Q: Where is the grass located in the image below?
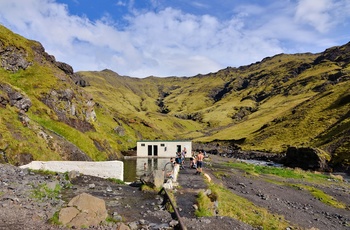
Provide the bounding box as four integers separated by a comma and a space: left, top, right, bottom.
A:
212, 171, 230, 179
225, 161, 330, 181
164, 189, 177, 213
107, 178, 125, 184
225, 161, 348, 209
195, 190, 215, 217
140, 184, 160, 192
29, 169, 58, 176
105, 216, 121, 224
30, 114, 106, 161
201, 183, 293, 229
31, 182, 61, 201
48, 211, 62, 225
292, 184, 347, 209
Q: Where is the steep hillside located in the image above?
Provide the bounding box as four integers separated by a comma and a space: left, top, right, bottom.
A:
0, 25, 123, 164
1, 24, 349, 169
80, 44, 350, 168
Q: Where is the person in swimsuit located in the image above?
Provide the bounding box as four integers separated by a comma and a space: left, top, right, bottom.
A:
196, 151, 204, 175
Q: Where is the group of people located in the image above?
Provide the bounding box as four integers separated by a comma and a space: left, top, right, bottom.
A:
165, 148, 205, 181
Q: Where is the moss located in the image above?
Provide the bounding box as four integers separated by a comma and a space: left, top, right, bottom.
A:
48, 211, 62, 225
107, 178, 125, 184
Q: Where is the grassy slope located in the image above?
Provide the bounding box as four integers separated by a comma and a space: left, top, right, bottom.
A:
79, 47, 350, 166
1, 24, 350, 166
0, 26, 112, 162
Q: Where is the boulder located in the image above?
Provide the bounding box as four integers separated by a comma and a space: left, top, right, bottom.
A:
55, 61, 74, 75
284, 147, 330, 171
59, 193, 108, 228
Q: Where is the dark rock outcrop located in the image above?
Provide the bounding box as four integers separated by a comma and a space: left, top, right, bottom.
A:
0, 44, 31, 71
41, 89, 96, 133
283, 147, 330, 171
0, 83, 32, 112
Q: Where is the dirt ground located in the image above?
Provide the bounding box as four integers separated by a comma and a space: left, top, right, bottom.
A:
0, 154, 349, 230
177, 154, 350, 230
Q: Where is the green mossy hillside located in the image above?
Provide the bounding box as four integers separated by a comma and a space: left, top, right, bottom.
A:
1, 24, 349, 168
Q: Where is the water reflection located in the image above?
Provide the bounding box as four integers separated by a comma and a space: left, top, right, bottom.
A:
123, 157, 171, 182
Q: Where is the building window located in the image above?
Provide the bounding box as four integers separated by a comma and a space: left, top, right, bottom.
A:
141, 143, 145, 147
160, 144, 165, 147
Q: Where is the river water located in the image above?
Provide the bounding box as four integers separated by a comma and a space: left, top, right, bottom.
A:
123, 157, 350, 183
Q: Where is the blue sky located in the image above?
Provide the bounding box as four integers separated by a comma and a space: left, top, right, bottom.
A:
0, 0, 349, 77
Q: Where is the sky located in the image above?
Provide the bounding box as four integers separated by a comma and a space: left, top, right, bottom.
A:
0, 0, 349, 78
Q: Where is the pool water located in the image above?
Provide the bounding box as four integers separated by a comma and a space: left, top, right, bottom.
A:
123, 157, 173, 182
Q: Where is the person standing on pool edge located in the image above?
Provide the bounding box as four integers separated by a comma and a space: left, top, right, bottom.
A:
195, 151, 204, 175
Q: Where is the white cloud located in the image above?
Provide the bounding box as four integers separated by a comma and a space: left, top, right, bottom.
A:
295, 0, 334, 33
0, 0, 349, 77
295, 0, 350, 34
116, 1, 126, 7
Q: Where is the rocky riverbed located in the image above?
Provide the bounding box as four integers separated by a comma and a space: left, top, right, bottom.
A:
0, 154, 349, 230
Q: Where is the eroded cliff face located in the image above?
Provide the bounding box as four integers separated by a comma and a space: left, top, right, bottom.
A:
0, 27, 113, 165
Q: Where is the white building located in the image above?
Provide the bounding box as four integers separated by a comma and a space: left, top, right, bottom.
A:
136, 140, 192, 158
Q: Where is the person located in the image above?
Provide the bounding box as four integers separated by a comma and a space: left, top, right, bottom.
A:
175, 152, 184, 169
195, 151, 204, 175
143, 162, 148, 176
173, 153, 181, 181
181, 147, 187, 169
164, 157, 175, 178
190, 151, 197, 169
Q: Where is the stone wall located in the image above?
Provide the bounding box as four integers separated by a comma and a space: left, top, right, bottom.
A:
19, 160, 124, 181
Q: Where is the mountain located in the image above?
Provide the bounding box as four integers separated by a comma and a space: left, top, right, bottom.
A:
0, 24, 349, 169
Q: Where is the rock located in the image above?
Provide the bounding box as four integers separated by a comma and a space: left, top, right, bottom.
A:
204, 189, 212, 196
68, 170, 80, 180
0, 46, 31, 72
238, 183, 246, 188
71, 73, 90, 87
59, 207, 80, 225
55, 61, 74, 75
169, 219, 178, 227
284, 147, 330, 171
116, 222, 130, 230
59, 193, 108, 228
106, 186, 113, 192
17, 153, 33, 165
128, 221, 138, 230
46, 181, 59, 190
114, 126, 125, 136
